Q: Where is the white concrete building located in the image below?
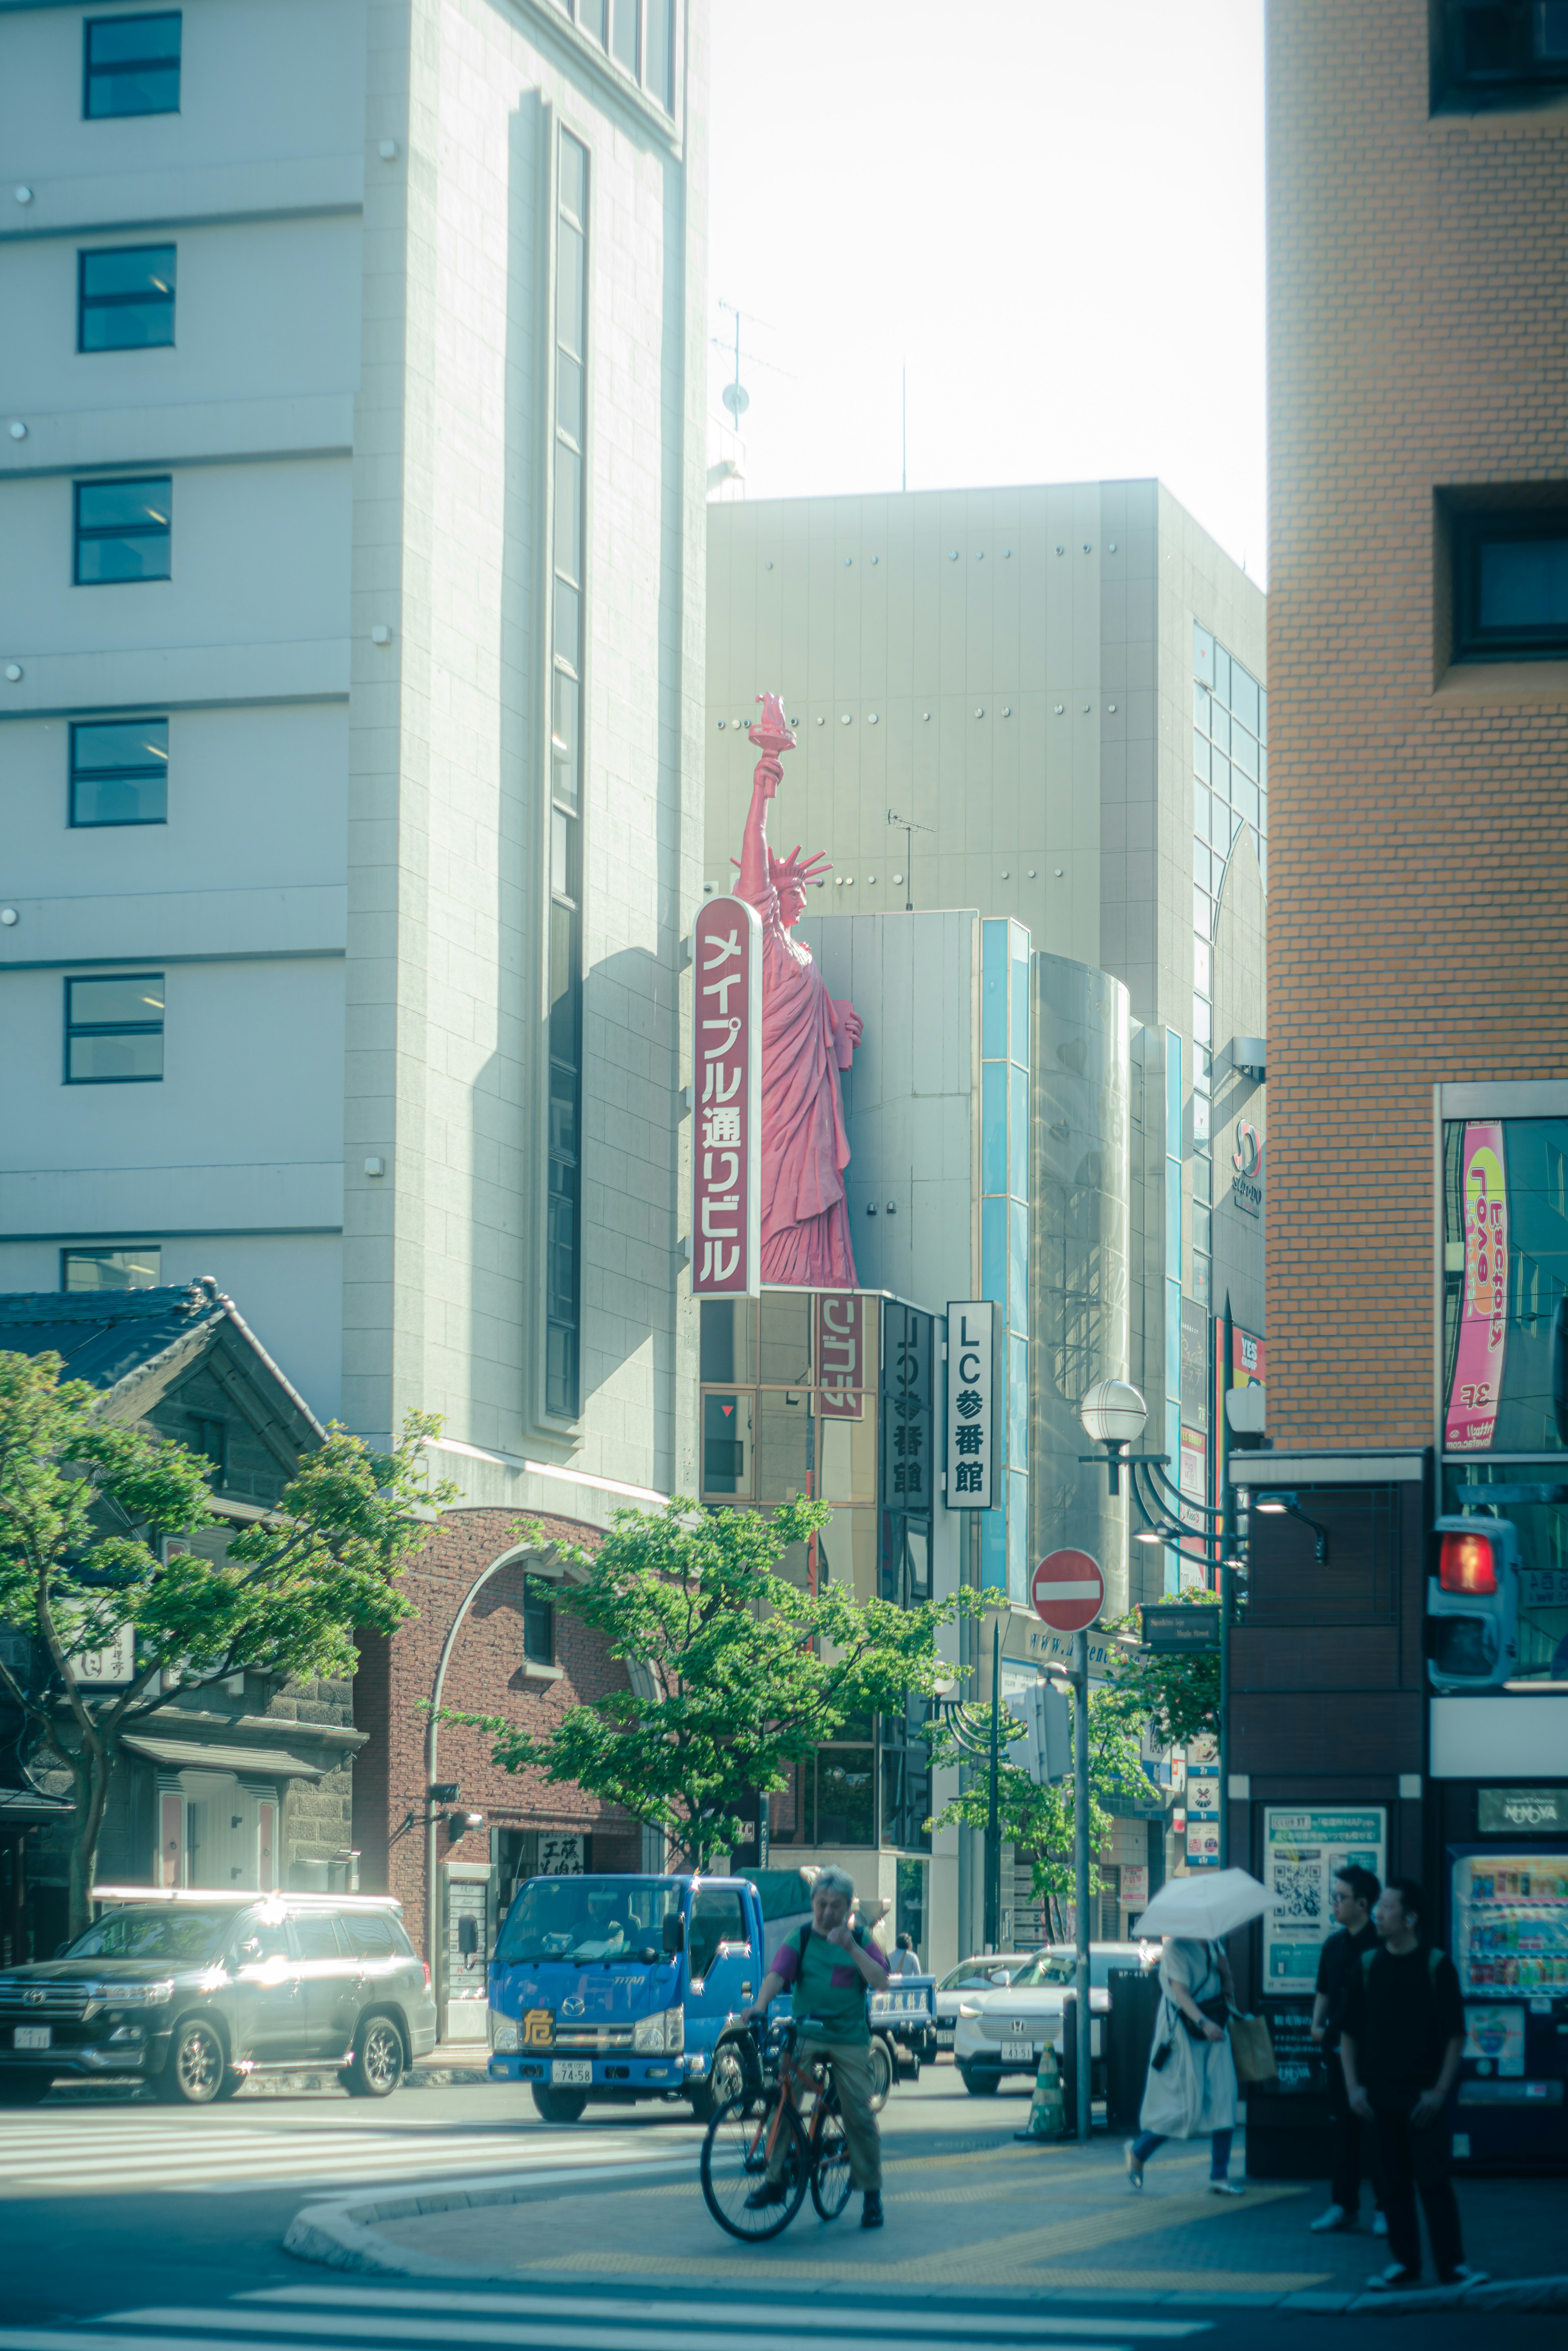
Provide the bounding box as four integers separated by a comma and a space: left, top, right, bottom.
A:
0, 0, 708, 1517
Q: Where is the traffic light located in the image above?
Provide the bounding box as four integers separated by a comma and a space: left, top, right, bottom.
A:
1004, 1678, 1072, 1783
1427, 1516, 1520, 1691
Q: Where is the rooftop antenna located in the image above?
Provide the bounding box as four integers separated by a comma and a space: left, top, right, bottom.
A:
722, 308, 749, 426
901, 364, 906, 494
886, 807, 936, 912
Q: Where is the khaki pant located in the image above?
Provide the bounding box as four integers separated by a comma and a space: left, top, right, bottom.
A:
766, 2035, 882, 2193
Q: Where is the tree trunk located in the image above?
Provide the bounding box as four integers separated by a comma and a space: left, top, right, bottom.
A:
65, 1737, 112, 1943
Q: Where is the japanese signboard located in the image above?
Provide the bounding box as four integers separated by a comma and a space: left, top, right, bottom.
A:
538, 1834, 586, 1875
1262, 1806, 1386, 1994
882, 1302, 933, 1511
691, 894, 762, 1296
1445, 1120, 1508, 1451
65, 1623, 135, 1685
1215, 1320, 1267, 1446
944, 1301, 997, 1510
815, 1292, 866, 1419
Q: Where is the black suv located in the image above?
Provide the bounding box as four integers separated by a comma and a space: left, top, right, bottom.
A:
0, 1894, 439, 2104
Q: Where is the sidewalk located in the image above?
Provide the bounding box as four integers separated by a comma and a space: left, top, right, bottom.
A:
286, 2108, 1567, 2309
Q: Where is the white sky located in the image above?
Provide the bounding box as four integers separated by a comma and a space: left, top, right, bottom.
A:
706, 0, 1267, 580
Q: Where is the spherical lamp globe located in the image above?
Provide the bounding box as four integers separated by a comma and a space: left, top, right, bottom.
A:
1079, 1378, 1147, 1450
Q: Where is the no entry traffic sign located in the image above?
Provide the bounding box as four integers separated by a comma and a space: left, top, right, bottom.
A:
1031, 1549, 1105, 1634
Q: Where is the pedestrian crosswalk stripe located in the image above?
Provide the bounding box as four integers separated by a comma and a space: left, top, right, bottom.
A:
245, 2288, 1211, 2339
30, 2314, 1138, 2351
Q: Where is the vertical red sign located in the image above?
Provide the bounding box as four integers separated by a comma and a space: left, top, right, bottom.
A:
691, 894, 762, 1296
815, 1292, 865, 1418
1446, 1120, 1508, 1451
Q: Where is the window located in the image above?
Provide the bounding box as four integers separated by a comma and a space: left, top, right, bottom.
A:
523, 1575, 555, 1666
560, 0, 675, 114
688, 1888, 749, 1980
84, 11, 181, 116
1439, 0, 1568, 96
1452, 511, 1568, 660
62, 1245, 161, 1291
75, 476, 171, 585
78, 245, 176, 352
190, 1417, 227, 1480
70, 717, 168, 826
65, 973, 164, 1082
546, 132, 590, 1421
290, 1913, 341, 1961
340, 1912, 396, 1959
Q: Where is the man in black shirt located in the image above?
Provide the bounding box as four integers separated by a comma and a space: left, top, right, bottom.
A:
1341, 1876, 1484, 2292
1309, 1864, 1383, 2233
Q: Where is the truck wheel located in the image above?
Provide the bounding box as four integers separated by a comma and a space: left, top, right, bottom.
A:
958, 2065, 998, 2097
158, 2016, 227, 2104
688, 2037, 748, 2123
867, 2036, 893, 2112
344, 2013, 405, 2098
532, 2083, 589, 2123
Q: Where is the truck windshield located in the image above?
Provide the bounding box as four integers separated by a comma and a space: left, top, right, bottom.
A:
494, 1876, 685, 1965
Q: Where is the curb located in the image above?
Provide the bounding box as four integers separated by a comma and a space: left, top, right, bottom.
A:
47, 2063, 494, 2103
1340, 2273, 1568, 2315
283, 2159, 702, 2278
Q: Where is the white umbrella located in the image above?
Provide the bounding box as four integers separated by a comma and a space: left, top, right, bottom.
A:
1133, 1867, 1270, 1943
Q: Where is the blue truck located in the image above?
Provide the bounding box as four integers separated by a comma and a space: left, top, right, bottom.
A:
486, 1868, 933, 2122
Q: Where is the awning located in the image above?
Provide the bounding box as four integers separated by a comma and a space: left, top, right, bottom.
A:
0, 1785, 74, 1827
121, 1735, 325, 1780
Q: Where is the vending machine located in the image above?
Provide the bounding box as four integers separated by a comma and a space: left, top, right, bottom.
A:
1448, 1844, 1568, 2167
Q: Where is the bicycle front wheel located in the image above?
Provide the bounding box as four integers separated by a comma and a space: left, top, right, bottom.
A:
701, 2092, 809, 2241
809, 2112, 853, 2222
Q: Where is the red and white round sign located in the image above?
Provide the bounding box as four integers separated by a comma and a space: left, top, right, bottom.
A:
1031, 1549, 1105, 1634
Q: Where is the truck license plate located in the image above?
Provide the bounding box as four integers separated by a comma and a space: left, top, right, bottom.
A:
14, 2025, 51, 2050
550, 2058, 592, 2085
1001, 2039, 1034, 2063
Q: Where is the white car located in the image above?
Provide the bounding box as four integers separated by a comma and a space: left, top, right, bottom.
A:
932, 1953, 1037, 2049
953, 1940, 1158, 2095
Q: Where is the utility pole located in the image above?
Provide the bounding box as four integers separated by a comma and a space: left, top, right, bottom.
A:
1071, 1627, 1092, 2142
1218, 1294, 1234, 1870
986, 1615, 1002, 1950
902, 363, 907, 494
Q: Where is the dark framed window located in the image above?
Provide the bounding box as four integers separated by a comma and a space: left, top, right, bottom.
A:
523, 1576, 555, 1666
84, 11, 181, 117
74, 477, 171, 585
65, 972, 164, 1083
70, 717, 168, 826
61, 1244, 162, 1291
1439, 0, 1568, 97
79, 245, 176, 352
190, 1417, 227, 1479
1452, 511, 1568, 660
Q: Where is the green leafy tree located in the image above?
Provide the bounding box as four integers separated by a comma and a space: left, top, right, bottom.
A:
442, 1496, 978, 1871
0, 1350, 452, 1936
927, 1676, 1149, 1939
1100, 1588, 1221, 1748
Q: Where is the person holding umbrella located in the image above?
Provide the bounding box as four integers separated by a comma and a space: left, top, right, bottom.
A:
1122, 1869, 1270, 2195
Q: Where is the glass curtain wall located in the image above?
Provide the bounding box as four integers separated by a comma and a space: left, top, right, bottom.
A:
981, 919, 1031, 1604
546, 132, 589, 1419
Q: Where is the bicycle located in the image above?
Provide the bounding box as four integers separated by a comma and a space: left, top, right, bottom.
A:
699, 2014, 854, 2241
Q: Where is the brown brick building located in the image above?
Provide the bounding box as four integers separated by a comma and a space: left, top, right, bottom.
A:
352, 1507, 646, 2039
1230, 1, 1568, 2174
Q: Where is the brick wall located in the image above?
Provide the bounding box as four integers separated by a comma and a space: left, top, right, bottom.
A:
1266, 0, 1568, 1445
352, 1506, 641, 1959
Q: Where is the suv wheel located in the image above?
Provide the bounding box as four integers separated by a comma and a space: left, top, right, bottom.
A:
0, 2070, 52, 2106
531, 2083, 588, 2123
159, 2017, 227, 2104
958, 2064, 998, 2097
344, 2012, 405, 2098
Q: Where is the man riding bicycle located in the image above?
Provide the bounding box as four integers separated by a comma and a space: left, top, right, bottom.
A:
737, 1865, 890, 2230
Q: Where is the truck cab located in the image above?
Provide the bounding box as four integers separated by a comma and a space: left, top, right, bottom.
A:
487, 1871, 768, 2121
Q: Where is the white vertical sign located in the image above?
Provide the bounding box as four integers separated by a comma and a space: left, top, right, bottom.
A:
690, 894, 763, 1296
945, 1300, 998, 1510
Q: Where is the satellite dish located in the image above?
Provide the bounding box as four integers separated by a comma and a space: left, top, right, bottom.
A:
722, 381, 750, 418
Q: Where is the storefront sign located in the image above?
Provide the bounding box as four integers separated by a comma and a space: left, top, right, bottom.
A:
1479, 1788, 1568, 1836
1215, 1322, 1266, 1459
945, 1301, 997, 1509
815, 1292, 865, 1419
538, 1835, 586, 1875
882, 1303, 933, 1509
1120, 1864, 1149, 1907
1262, 1806, 1387, 1994
1445, 1120, 1508, 1451
691, 895, 762, 1296
1231, 1119, 1263, 1218
1142, 1604, 1220, 1653
65, 1623, 135, 1684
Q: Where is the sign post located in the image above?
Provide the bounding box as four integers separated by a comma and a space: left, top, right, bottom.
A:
1032, 1549, 1105, 2141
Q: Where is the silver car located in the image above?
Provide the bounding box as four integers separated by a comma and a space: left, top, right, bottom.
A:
953, 1940, 1158, 2094
933, 1953, 1038, 2050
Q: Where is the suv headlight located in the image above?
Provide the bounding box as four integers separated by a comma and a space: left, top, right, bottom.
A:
89, 1980, 173, 2007
490, 2013, 520, 2054
633, 2005, 685, 2054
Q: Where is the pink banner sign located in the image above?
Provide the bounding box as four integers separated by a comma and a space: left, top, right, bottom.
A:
815, 1292, 865, 1418
692, 894, 762, 1296
1445, 1120, 1508, 1451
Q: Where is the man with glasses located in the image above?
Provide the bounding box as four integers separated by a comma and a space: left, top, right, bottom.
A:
1308, 1864, 1384, 2235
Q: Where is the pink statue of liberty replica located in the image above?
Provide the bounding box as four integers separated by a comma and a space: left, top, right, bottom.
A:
735, 692, 862, 1286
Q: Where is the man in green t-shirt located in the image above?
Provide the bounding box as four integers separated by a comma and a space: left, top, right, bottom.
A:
739, 1865, 890, 2228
